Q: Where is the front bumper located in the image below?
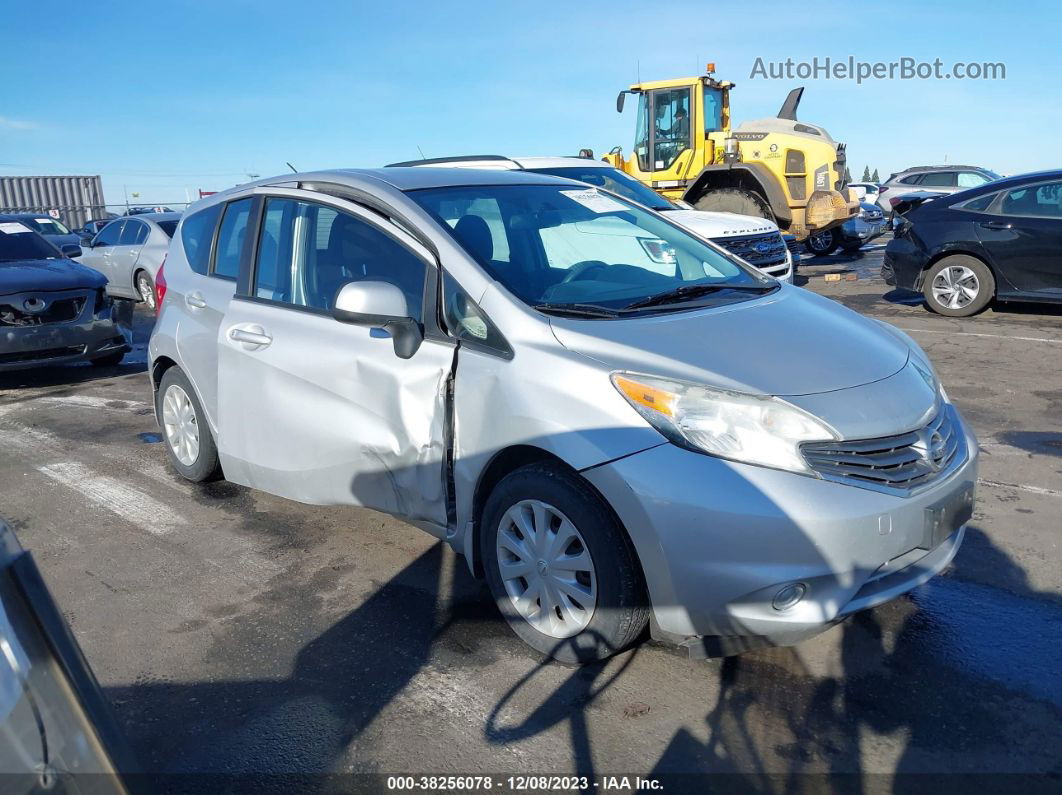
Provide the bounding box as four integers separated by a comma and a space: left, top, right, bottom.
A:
841, 216, 886, 245
582, 408, 978, 651
0, 291, 128, 372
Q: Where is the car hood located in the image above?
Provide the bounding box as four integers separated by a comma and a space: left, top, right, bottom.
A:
660, 209, 777, 240
0, 258, 106, 295
548, 285, 910, 397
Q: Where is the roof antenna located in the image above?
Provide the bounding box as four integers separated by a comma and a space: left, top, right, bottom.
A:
637, 58, 641, 83
285, 162, 298, 173
417, 145, 427, 160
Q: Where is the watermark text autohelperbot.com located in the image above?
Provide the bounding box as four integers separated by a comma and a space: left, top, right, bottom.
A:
750, 56, 1006, 83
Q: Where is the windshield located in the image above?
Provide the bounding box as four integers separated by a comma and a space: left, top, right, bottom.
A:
410, 184, 771, 313
0, 224, 60, 262
525, 166, 672, 210
23, 218, 71, 235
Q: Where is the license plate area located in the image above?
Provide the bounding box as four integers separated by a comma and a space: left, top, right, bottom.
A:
921, 483, 975, 550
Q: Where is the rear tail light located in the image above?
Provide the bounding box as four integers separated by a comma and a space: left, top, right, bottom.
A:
155, 257, 167, 314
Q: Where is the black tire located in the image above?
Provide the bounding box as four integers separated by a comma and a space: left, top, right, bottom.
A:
135, 269, 156, 310
90, 350, 125, 367
840, 241, 863, 253
481, 463, 649, 665
694, 188, 774, 221
921, 255, 995, 317
804, 228, 839, 256
156, 367, 221, 482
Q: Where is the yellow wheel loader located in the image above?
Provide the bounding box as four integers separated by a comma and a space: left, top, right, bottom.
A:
602, 65, 858, 241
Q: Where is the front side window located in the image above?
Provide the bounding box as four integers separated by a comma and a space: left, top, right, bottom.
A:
213, 198, 253, 280
703, 86, 723, 133
441, 271, 509, 354
94, 220, 124, 246
957, 171, 992, 188
411, 184, 770, 315
253, 197, 426, 317
634, 93, 650, 172
651, 87, 691, 170
999, 182, 1062, 218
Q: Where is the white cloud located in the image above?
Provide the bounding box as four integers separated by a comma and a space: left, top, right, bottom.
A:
0, 116, 39, 131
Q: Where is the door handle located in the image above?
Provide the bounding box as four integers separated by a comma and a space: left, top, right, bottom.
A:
185, 292, 207, 309
980, 220, 1012, 230
229, 327, 273, 347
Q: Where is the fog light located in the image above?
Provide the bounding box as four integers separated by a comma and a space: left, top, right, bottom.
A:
772, 583, 807, 612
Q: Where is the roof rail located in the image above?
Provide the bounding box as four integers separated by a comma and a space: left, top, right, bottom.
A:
386, 154, 514, 168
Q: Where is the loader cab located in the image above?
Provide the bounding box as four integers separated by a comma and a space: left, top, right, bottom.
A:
624, 77, 730, 186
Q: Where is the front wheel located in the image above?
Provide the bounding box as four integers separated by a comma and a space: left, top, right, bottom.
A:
922, 255, 995, 317
804, 228, 839, 256
481, 464, 649, 664
693, 188, 773, 221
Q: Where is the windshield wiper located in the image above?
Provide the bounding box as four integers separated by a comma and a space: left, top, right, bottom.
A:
624, 282, 776, 309
533, 302, 622, 318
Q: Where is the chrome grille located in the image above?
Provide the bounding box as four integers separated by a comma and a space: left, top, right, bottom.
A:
714, 231, 788, 267
801, 406, 964, 494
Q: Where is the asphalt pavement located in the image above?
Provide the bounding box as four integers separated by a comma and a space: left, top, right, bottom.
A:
1, 242, 1060, 792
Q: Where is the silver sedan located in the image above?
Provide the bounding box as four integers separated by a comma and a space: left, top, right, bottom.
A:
78, 212, 180, 310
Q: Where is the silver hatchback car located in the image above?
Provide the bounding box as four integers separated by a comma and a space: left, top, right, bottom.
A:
148, 169, 978, 663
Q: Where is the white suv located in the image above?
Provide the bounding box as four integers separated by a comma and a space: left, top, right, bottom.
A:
388, 156, 795, 283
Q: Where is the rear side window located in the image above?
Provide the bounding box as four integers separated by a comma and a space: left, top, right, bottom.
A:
918, 172, 957, 187
898, 174, 923, 185
180, 204, 222, 275
213, 199, 253, 280
157, 220, 178, 238
95, 220, 124, 246
955, 193, 996, 213
119, 220, 148, 245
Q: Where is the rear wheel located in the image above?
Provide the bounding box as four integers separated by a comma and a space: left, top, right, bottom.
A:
805, 228, 839, 256
135, 270, 156, 310
922, 255, 994, 317
693, 188, 773, 221
481, 464, 649, 664
156, 367, 221, 482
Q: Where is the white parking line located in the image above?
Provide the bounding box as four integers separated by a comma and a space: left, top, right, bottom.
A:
978, 478, 1062, 499
37, 461, 186, 534
898, 327, 1062, 345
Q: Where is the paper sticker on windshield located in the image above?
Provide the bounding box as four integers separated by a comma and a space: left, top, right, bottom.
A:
561, 189, 627, 214
0, 222, 31, 234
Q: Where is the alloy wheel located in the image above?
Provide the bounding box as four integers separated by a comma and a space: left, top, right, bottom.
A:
807, 230, 833, 253
495, 499, 597, 638
138, 273, 156, 310
931, 265, 979, 310
162, 385, 200, 466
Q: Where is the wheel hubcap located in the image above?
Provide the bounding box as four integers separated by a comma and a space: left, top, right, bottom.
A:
809, 231, 832, 252
931, 265, 979, 310
496, 499, 597, 638
139, 275, 155, 309
162, 385, 200, 466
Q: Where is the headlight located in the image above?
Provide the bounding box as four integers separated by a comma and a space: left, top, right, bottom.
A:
611, 372, 838, 474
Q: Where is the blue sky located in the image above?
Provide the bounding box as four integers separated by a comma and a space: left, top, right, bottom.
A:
1, 0, 1056, 207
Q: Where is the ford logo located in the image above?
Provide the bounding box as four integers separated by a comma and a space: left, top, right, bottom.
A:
22, 297, 47, 314
752, 241, 773, 254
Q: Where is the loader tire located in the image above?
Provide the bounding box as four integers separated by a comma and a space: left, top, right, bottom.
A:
693, 189, 774, 222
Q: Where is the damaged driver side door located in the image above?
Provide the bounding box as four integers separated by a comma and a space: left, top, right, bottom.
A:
216, 190, 455, 531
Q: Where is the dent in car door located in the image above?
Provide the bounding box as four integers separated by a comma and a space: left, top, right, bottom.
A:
216, 194, 455, 529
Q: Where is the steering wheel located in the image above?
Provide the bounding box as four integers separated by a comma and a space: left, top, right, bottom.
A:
561, 260, 610, 284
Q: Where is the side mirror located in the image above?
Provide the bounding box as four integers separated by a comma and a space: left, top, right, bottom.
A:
331, 281, 423, 359
616, 91, 626, 113
61, 243, 82, 258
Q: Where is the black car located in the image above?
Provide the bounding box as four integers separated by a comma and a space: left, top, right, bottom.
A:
0, 221, 128, 371
884, 170, 1062, 316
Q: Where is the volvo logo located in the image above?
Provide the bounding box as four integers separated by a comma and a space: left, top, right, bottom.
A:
22, 297, 47, 314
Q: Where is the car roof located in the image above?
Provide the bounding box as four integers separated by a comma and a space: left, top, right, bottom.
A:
121, 211, 181, 223
893, 165, 993, 175
386, 155, 609, 171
